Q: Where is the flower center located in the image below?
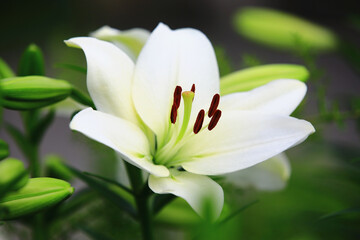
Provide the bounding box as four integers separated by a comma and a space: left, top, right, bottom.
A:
154, 84, 222, 166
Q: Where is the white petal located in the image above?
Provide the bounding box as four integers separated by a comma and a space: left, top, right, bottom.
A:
221, 79, 306, 115
180, 110, 314, 175
224, 153, 291, 191
65, 37, 138, 124
70, 108, 169, 177
90, 26, 150, 60
149, 170, 223, 220
132, 23, 220, 140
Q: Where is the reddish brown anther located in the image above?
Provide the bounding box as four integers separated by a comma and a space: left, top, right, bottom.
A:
208, 109, 222, 131
191, 84, 195, 93
170, 104, 178, 124
193, 109, 205, 134
173, 86, 182, 109
208, 94, 220, 117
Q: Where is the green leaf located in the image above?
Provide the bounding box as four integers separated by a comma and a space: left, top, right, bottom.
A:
0, 178, 74, 220
18, 44, 45, 76
218, 200, 258, 225
0, 58, 15, 79
54, 63, 87, 74
5, 124, 31, 158
80, 225, 116, 240
152, 194, 176, 215
233, 7, 338, 52
318, 207, 360, 221
220, 64, 309, 95
0, 139, 9, 160
83, 171, 132, 195
70, 88, 95, 108
45, 155, 73, 181
31, 109, 55, 144
66, 165, 137, 219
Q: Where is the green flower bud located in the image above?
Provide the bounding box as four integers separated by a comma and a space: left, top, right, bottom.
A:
18, 44, 45, 76
0, 139, 9, 160
0, 58, 15, 79
0, 76, 72, 110
0, 158, 28, 195
220, 64, 309, 95
234, 7, 338, 52
45, 155, 73, 181
0, 178, 74, 220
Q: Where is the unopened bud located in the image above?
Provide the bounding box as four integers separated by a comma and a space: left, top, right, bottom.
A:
0, 178, 74, 220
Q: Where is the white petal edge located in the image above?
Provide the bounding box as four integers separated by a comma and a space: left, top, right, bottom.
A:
220, 79, 307, 116
65, 37, 138, 124
70, 108, 169, 177
149, 170, 224, 220
179, 110, 314, 175
132, 23, 220, 142
224, 153, 291, 191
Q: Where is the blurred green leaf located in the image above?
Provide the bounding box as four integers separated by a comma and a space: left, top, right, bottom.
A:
0, 58, 15, 79
30, 109, 55, 144
218, 200, 258, 226
83, 171, 132, 195
45, 155, 73, 181
319, 207, 360, 221
18, 44, 45, 76
0, 178, 74, 220
66, 165, 137, 219
70, 88, 95, 108
152, 194, 176, 215
6, 123, 31, 158
0, 139, 9, 160
214, 46, 233, 77
55, 63, 87, 74
81, 225, 116, 240
233, 7, 338, 52
220, 64, 309, 95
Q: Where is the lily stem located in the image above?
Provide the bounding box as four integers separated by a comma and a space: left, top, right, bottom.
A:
124, 162, 154, 240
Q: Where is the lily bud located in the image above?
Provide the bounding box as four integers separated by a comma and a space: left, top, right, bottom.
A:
234, 7, 338, 52
0, 139, 10, 160
0, 76, 72, 110
0, 178, 74, 220
0, 158, 28, 194
220, 64, 309, 95
0, 58, 15, 79
18, 44, 45, 76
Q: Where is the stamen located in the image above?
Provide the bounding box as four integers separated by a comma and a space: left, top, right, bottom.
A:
208, 109, 222, 131
173, 86, 182, 109
191, 84, 195, 93
208, 94, 220, 117
193, 109, 205, 134
177, 91, 195, 141
170, 104, 178, 124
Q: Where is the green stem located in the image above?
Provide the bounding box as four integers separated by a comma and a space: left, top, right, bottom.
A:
28, 142, 41, 177
124, 162, 153, 240
32, 214, 47, 240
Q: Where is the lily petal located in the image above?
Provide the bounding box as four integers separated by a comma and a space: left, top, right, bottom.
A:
70, 108, 169, 177
132, 23, 219, 140
224, 153, 291, 191
221, 79, 306, 115
90, 26, 150, 60
65, 37, 138, 123
180, 110, 314, 175
149, 169, 224, 220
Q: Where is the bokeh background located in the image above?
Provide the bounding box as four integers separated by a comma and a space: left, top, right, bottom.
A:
1, 0, 360, 239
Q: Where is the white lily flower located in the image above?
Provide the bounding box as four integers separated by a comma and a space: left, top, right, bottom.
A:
66, 23, 314, 219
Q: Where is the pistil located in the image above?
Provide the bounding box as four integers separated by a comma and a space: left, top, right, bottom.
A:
177, 91, 195, 141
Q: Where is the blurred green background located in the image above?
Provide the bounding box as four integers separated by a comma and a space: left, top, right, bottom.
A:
1, 0, 360, 239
